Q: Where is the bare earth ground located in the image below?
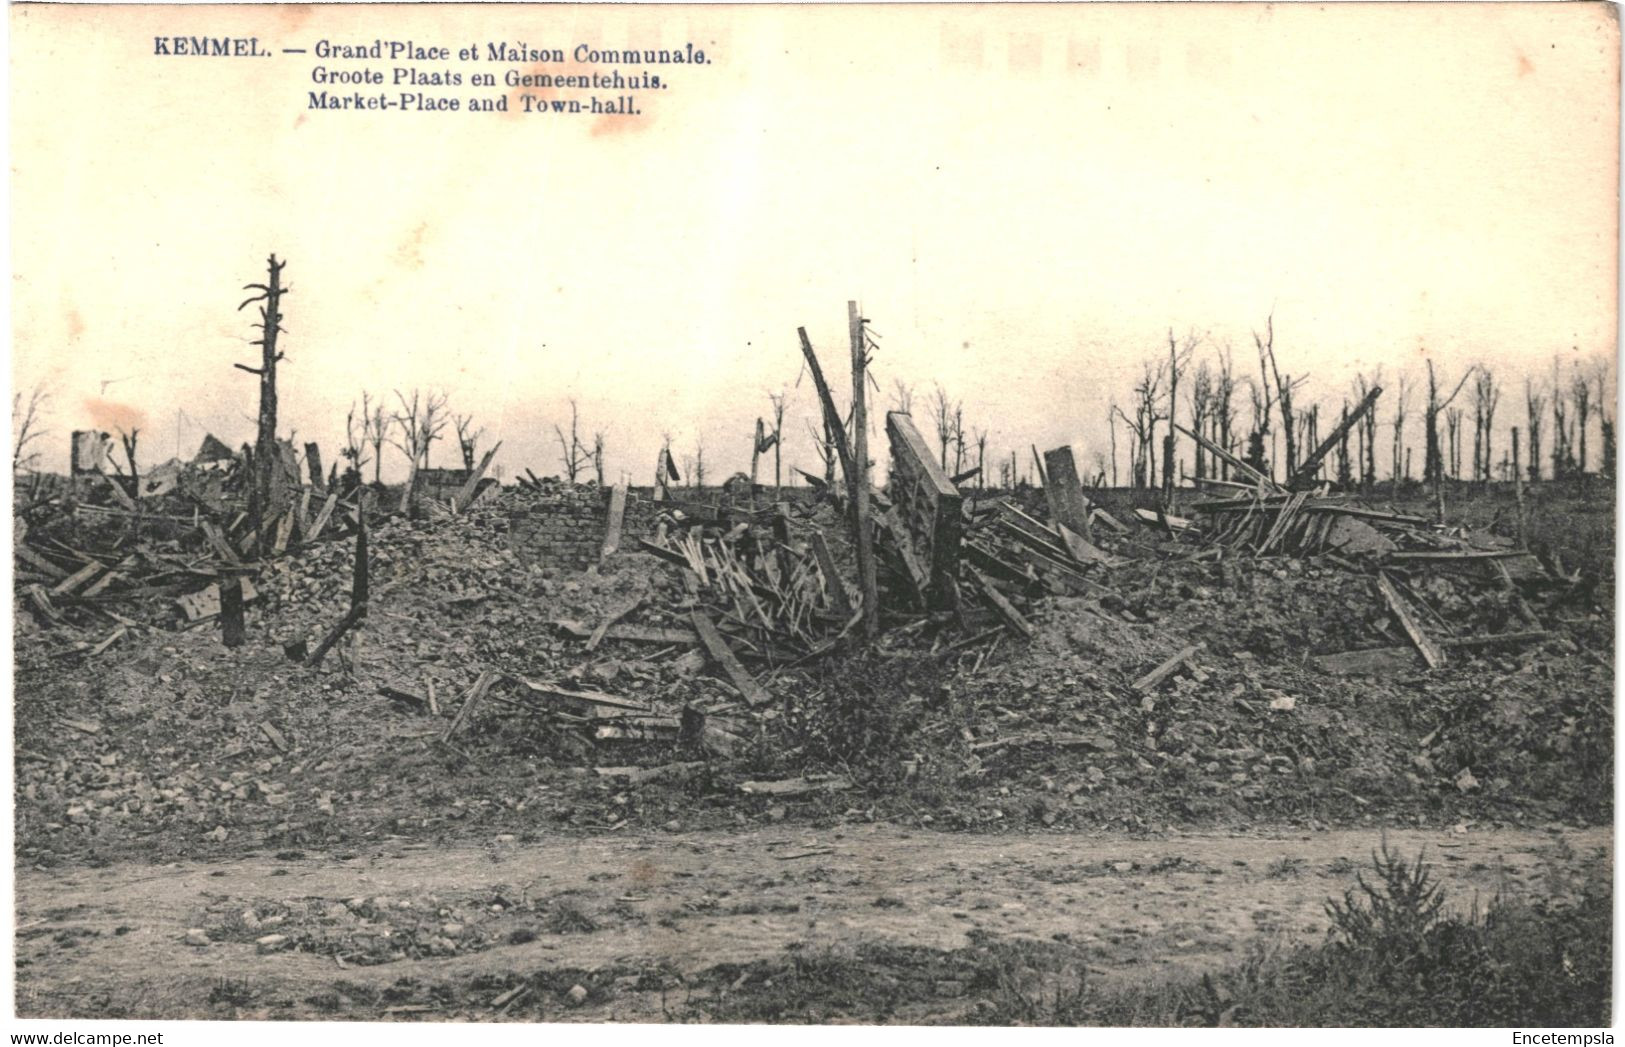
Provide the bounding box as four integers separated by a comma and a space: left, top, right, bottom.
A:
15, 824, 1609, 1022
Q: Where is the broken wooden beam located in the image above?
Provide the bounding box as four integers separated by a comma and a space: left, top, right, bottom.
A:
1376, 572, 1445, 669
453, 441, 502, 512
1132, 644, 1202, 692
969, 566, 1033, 639
1175, 424, 1280, 492
442, 670, 497, 744
807, 528, 853, 617
691, 610, 771, 706
1287, 385, 1382, 489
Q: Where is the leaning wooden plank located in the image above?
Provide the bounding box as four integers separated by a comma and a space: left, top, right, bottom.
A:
441, 670, 497, 743
15, 546, 68, 579
307, 493, 340, 542
1491, 559, 1544, 630
81, 555, 136, 598
304, 602, 366, 667
1132, 644, 1203, 692
1175, 424, 1282, 492
969, 566, 1034, 639
1376, 573, 1446, 669
102, 472, 138, 511
453, 441, 503, 512
87, 626, 127, 658
690, 610, 771, 706
599, 483, 628, 559
807, 528, 854, 617
51, 561, 104, 596
636, 538, 692, 569
1288, 385, 1382, 489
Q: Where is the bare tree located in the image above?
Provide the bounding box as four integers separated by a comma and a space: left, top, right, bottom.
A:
1595, 358, 1614, 480
1456, 404, 1469, 481
1255, 313, 1306, 478
974, 428, 988, 488
1551, 357, 1572, 479
1570, 363, 1593, 478
1244, 373, 1274, 478
1425, 359, 1475, 517
952, 403, 966, 474
1472, 368, 1500, 485
553, 398, 590, 482
452, 412, 485, 472
234, 254, 289, 529
112, 426, 140, 496
1108, 403, 1119, 486
1187, 359, 1214, 481
1525, 377, 1546, 483
1336, 400, 1353, 487
1118, 356, 1167, 488
364, 395, 389, 485
390, 389, 449, 473
1164, 329, 1198, 504
692, 441, 707, 489
593, 431, 606, 486
341, 396, 371, 486
890, 379, 915, 415
930, 383, 958, 470
12, 382, 48, 473
1390, 373, 1412, 493
1212, 342, 1239, 480
767, 390, 787, 498
1352, 368, 1382, 490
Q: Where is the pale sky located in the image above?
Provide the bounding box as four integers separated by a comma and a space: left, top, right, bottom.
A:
11, 2, 1620, 484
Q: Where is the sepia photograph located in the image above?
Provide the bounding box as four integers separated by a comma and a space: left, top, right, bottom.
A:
7, 0, 1619, 1031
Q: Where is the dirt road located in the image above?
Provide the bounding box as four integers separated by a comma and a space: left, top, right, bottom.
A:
16, 823, 1608, 1021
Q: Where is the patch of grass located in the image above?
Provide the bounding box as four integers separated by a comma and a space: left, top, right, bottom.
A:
683, 844, 1611, 1027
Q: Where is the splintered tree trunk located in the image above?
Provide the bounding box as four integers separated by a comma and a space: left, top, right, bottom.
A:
1513, 427, 1527, 549
849, 302, 879, 640
252, 257, 286, 534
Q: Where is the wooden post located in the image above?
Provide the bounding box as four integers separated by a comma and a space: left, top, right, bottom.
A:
1512, 426, 1527, 549
849, 301, 879, 639
750, 418, 764, 508
220, 574, 245, 648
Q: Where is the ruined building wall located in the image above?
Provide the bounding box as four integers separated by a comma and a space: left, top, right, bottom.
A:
505, 486, 657, 572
